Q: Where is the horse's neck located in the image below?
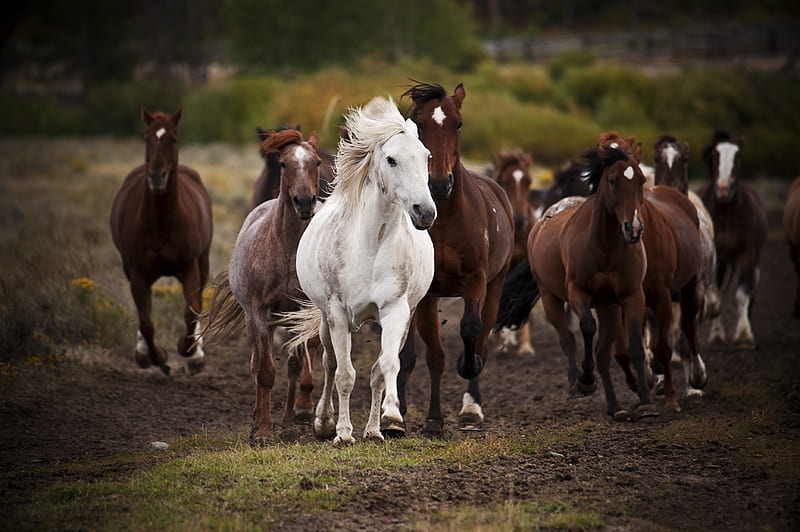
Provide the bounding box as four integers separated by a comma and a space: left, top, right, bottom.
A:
588, 198, 628, 252
143, 172, 180, 225
351, 180, 405, 250
436, 162, 470, 216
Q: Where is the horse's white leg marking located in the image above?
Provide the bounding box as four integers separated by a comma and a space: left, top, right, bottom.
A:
670, 301, 682, 364
187, 322, 205, 362
733, 285, 755, 347
458, 392, 484, 424
683, 353, 707, 397
136, 330, 148, 355
499, 327, 518, 348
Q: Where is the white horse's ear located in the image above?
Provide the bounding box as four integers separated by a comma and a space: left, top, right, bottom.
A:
405, 118, 418, 136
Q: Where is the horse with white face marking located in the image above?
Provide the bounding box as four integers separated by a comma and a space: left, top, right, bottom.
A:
653, 133, 719, 396
110, 105, 212, 375
204, 128, 321, 441
698, 129, 767, 349
491, 149, 536, 357
282, 96, 436, 446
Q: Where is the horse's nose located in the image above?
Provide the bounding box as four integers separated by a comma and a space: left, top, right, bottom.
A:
146, 170, 169, 192
623, 218, 644, 243
411, 202, 437, 230
428, 173, 454, 200
292, 195, 317, 220
513, 213, 529, 233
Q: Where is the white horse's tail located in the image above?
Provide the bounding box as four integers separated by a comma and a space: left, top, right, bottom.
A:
276, 299, 322, 362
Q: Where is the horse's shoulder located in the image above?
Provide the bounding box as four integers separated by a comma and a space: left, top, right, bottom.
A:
469, 170, 513, 217
646, 186, 699, 227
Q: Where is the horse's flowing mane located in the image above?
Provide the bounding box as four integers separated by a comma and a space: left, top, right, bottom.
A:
333, 96, 412, 207
402, 81, 447, 120
581, 146, 631, 193
258, 129, 305, 157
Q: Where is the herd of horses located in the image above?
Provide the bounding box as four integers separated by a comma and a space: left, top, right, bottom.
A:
109, 82, 798, 445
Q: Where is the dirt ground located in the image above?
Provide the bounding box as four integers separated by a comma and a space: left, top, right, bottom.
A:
1, 213, 799, 530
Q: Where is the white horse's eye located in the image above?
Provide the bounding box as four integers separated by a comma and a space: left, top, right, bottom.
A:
387, 157, 397, 167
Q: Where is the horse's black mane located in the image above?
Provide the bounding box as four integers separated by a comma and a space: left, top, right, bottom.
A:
655, 133, 678, 147
581, 146, 631, 193
402, 80, 447, 119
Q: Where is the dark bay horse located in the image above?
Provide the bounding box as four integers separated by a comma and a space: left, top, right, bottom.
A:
784, 176, 800, 318
502, 142, 653, 419
398, 82, 514, 433
204, 129, 321, 441
698, 129, 767, 349
251, 126, 335, 209
110, 105, 212, 375
491, 149, 536, 356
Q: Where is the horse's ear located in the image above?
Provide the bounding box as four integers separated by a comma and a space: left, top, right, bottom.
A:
736, 135, 745, 146
632, 143, 643, 163
171, 105, 184, 127
624, 136, 636, 151
524, 152, 533, 167
453, 83, 465, 109
308, 131, 319, 149
681, 141, 690, 154
141, 105, 153, 126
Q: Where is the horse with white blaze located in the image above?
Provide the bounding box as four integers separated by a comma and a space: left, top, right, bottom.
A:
282, 96, 436, 446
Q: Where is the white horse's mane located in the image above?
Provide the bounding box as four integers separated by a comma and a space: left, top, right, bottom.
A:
332, 96, 415, 208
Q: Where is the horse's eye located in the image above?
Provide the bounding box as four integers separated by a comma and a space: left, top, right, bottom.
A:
387, 157, 397, 167
457, 122, 463, 130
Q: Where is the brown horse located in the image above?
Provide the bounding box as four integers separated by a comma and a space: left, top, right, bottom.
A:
491, 149, 536, 356
110, 105, 213, 375
204, 129, 321, 441
397, 82, 514, 433
784, 176, 800, 318
500, 141, 653, 419
698, 129, 768, 349
652, 133, 718, 397
251, 126, 335, 209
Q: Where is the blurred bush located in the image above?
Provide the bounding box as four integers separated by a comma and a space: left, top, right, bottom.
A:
2, 54, 798, 178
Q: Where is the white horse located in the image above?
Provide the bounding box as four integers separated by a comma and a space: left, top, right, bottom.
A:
282, 96, 436, 446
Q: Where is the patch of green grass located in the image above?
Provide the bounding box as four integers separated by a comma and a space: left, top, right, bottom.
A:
408, 499, 604, 531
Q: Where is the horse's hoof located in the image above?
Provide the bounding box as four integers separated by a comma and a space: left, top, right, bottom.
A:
313, 417, 336, 440
332, 435, 355, 447
611, 409, 631, 422
380, 417, 406, 438
709, 336, 727, 350
458, 412, 483, 432
134, 351, 151, 369
664, 399, 681, 413
293, 407, 314, 423
187, 358, 205, 375
575, 375, 597, 396
686, 387, 705, 398
652, 374, 665, 395
518, 344, 535, 357
364, 430, 385, 442
456, 354, 484, 380
733, 339, 756, 350
423, 418, 445, 437
158, 363, 171, 375
634, 403, 659, 419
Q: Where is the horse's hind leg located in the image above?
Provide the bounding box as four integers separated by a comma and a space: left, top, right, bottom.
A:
130, 273, 169, 374
707, 261, 729, 348
540, 292, 579, 394
679, 280, 707, 396
283, 335, 319, 427
733, 264, 759, 349
177, 262, 205, 374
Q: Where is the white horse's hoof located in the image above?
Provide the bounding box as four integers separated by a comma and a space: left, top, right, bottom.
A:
314, 417, 335, 440
363, 430, 385, 442
333, 434, 356, 447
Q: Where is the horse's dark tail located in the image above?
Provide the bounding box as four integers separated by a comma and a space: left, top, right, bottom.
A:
493, 258, 540, 331
197, 270, 246, 351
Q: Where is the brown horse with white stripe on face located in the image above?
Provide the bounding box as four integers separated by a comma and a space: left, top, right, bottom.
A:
397, 82, 514, 433
698, 129, 767, 349
491, 149, 536, 356
110, 105, 213, 375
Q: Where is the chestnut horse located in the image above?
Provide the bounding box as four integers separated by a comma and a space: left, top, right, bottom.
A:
251, 126, 335, 208
397, 82, 514, 433
499, 143, 653, 419
698, 129, 767, 349
491, 149, 536, 356
204, 129, 321, 441
110, 105, 212, 375
652, 133, 718, 396
784, 176, 800, 318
